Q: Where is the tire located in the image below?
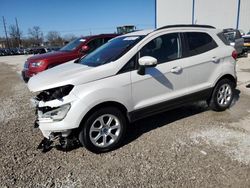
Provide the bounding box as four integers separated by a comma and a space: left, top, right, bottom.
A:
209, 79, 235, 111
78, 107, 127, 153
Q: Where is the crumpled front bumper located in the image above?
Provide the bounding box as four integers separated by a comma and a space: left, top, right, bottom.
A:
31, 92, 82, 138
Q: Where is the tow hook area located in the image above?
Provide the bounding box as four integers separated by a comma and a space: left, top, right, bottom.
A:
37, 133, 80, 153
37, 137, 53, 153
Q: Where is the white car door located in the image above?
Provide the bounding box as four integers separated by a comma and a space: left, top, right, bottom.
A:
182, 32, 222, 94
130, 33, 189, 119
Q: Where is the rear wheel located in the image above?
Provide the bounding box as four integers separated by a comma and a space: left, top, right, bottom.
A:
208, 79, 235, 111
78, 107, 127, 153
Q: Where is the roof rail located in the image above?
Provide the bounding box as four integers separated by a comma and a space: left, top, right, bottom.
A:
156, 24, 216, 31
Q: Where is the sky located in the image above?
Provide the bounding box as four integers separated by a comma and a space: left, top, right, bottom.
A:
0, 0, 155, 38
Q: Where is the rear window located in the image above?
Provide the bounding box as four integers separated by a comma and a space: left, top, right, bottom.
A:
185, 32, 218, 56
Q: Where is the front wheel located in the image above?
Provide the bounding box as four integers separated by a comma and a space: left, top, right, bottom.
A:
208, 79, 235, 111
78, 107, 127, 153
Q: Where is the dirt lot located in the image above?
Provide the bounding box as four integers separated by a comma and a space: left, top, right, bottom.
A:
0, 55, 250, 187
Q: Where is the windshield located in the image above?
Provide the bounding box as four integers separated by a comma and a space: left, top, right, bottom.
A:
60, 38, 86, 52
79, 36, 144, 67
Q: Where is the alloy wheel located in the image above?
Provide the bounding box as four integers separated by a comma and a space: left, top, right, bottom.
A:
217, 83, 232, 107
89, 114, 121, 148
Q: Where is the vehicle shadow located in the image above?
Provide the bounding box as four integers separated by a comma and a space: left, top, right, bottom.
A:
147, 68, 173, 89
122, 101, 209, 147
122, 88, 241, 147
231, 88, 240, 107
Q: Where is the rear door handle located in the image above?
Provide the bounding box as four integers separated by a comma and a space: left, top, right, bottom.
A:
171, 66, 182, 73
212, 57, 220, 63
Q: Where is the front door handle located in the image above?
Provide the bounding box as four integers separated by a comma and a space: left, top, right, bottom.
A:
171, 66, 182, 74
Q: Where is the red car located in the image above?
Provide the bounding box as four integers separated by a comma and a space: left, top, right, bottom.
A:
22, 34, 118, 82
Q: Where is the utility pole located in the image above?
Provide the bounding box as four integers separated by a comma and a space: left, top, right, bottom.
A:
15, 17, 21, 47
192, 0, 196, 24
155, 0, 157, 29
2, 16, 10, 49
236, 0, 241, 29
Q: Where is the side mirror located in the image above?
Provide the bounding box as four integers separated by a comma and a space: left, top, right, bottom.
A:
137, 56, 157, 75
80, 45, 90, 53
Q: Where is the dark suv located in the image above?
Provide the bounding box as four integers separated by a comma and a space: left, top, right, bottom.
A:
223, 28, 246, 56
22, 34, 119, 82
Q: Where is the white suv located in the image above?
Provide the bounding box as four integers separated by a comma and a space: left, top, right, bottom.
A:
28, 25, 237, 153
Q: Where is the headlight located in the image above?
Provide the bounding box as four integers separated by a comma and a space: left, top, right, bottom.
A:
38, 104, 71, 121
31, 61, 44, 67
36, 85, 74, 102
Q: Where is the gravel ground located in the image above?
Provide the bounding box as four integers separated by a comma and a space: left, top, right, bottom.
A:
0, 55, 250, 187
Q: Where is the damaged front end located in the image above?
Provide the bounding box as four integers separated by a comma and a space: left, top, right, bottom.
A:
36, 104, 71, 122
36, 84, 74, 102
33, 84, 74, 125
32, 84, 79, 152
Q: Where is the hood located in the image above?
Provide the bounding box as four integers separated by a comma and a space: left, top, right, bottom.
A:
27, 51, 71, 62
28, 61, 117, 92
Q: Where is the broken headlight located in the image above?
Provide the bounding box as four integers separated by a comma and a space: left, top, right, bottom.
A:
38, 104, 71, 121
36, 85, 74, 102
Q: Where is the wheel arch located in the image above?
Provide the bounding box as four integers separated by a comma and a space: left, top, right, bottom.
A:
208, 74, 236, 111
207, 74, 237, 105
215, 74, 237, 88
78, 101, 129, 129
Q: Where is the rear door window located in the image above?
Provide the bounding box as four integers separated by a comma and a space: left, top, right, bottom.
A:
184, 32, 218, 57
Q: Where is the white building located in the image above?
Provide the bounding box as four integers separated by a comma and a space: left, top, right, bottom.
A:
156, 0, 250, 33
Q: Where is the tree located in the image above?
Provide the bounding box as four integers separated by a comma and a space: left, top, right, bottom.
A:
63, 34, 77, 42
9, 24, 22, 48
46, 31, 64, 46
28, 26, 43, 46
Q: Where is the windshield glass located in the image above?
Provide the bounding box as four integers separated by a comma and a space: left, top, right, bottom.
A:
79, 36, 144, 67
60, 38, 86, 52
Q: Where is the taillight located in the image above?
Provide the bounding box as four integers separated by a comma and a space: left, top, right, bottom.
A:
232, 50, 237, 60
